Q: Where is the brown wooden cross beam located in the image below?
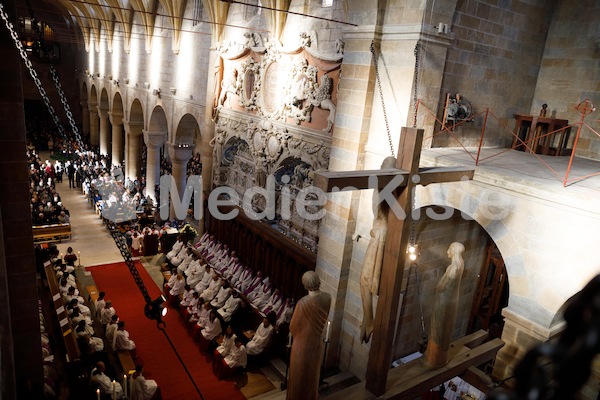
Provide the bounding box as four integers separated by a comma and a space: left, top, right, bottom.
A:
313, 127, 474, 396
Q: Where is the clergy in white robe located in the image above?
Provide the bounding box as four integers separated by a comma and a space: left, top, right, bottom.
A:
179, 285, 195, 307
246, 317, 274, 355
105, 316, 119, 345
211, 283, 232, 309
200, 275, 223, 302
113, 321, 136, 351
217, 326, 236, 356
242, 271, 264, 296
91, 362, 124, 399
218, 290, 241, 322
201, 310, 222, 340
167, 237, 185, 260
186, 261, 206, 287
194, 266, 214, 293
176, 249, 195, 274
262, 289, 284, 315
130, 365, 159, 400
224, 339, 247, 368
168, 273, 186, 297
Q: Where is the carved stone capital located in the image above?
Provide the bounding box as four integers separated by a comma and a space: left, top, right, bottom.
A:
143, 130, 167, 149
97, 106, 109, 118
108, 112, 124, 126
167, 142, 194, 163
123, 120, 144, 135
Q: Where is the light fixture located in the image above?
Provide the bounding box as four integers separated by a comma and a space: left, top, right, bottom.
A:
144, 81, 151, 89
153, 88, 162, 98
113, 79, 119, 86
144, 294, 167, 321
407, 244, 419, 262
170, 87, 177, 95
124, 78, 129, 84
107, 74, 113, 80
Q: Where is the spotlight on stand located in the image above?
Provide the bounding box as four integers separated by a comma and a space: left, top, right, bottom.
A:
144, 295, 167, 322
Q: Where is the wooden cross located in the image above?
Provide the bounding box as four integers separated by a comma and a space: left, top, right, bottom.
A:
313, 127, 474, 396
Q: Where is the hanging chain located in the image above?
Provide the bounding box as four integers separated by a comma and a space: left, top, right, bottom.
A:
0, 2, 66, 137
105, 220, 153, 304
50, 65, 85, 148
370, 40, 395, 158
412, 42, 420, 128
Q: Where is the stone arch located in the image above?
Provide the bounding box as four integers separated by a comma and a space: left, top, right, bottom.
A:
415, 182, 558, 329
173, 113, 200, 147
88, 85, 99, 146
147, 105, 169, 136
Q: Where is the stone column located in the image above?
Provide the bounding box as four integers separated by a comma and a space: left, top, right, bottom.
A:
167, 142, 194, 220
80, 100, 90, 139
143, 130, 166, 203
89, 107, 99, 146
124, 121, 144, 181
98, 107, 110, 156
109, 112, 124, 166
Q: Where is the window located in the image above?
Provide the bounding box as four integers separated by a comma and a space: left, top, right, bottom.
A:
192, 0, 203, 26
322, 0, 333, 7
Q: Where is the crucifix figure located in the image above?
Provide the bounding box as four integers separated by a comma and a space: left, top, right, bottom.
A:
313, 127, 474, 396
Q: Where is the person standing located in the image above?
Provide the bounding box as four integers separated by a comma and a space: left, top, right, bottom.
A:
287, 271, 331, 400
67, 161, 75, 188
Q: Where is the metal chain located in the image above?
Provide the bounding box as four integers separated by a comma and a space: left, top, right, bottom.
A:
0, 2, 66, 137
23, 0, 84, 148
412, 42, 420, 128
50, 65, 84, 148
105, 220, 153, 304
370, 40, 395, 158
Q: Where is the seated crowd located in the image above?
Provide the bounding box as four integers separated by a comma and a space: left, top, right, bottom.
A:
163, 231, 295, 379
28, 150, 71, 226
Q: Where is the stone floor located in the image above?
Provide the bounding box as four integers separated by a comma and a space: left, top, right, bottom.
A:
421, 147, 600, 213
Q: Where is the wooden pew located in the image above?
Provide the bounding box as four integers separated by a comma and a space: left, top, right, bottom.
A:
117, 350, 137, 376
33, 223, 72, 244
86, 285, 100, 303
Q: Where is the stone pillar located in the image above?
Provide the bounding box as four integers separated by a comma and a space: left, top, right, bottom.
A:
143, 130, 166, 203
124, 121, 144, 182
167, 142, 194, 220
0, 0, 43, 394
98, 107, 110, 156
109, 112, 124, 166
80, 100, 90, 138
89, 107, 99, 146
492, 308, 564, 387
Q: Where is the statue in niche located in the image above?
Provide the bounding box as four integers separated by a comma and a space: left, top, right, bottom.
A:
255, 155, 268, 188
424, 242, 465, 369
209, 131, 226, 166
308, 74, 336, 132
287, 271, 331, 400
360, 156, 396, 343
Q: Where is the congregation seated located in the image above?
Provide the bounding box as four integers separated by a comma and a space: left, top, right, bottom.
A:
130, 365, 161, 400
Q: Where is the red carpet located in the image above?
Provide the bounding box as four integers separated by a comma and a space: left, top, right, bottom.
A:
90, 261, 247, 400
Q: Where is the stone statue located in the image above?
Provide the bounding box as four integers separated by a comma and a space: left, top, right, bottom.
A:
287, 271, 331, 400
209, 131, 226, 167
359, 156, 396, 343
424, 242, 465, 369
308, 74, 336, 132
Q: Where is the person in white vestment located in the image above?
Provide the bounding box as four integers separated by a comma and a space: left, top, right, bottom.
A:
168, 273, 186, 298
113, 321, 137, 352
91, 362, 124, 399
216, 325, 236, 356
166, 237, 185, 260
245, 316, 274, 355
201, 310, 222, 340
105, 314, 119, 346
179, 285, 195, 307
194, 265, 213, 293
211, 282, 232, 308
130, 365, 159, 400
94, 291, 106, 319
218, 290, 241, 322
200, 274, 223, 302
101, 301, 116, 329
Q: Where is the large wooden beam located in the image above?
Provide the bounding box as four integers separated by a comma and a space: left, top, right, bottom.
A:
418, 167, 475, 186
384, 338, 504, 399
365, 127, 423, 395
313, 169, 408, 192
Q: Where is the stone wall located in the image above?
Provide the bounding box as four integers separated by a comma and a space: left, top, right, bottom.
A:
434, 0, 554, 148
532, 0, 600, 160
